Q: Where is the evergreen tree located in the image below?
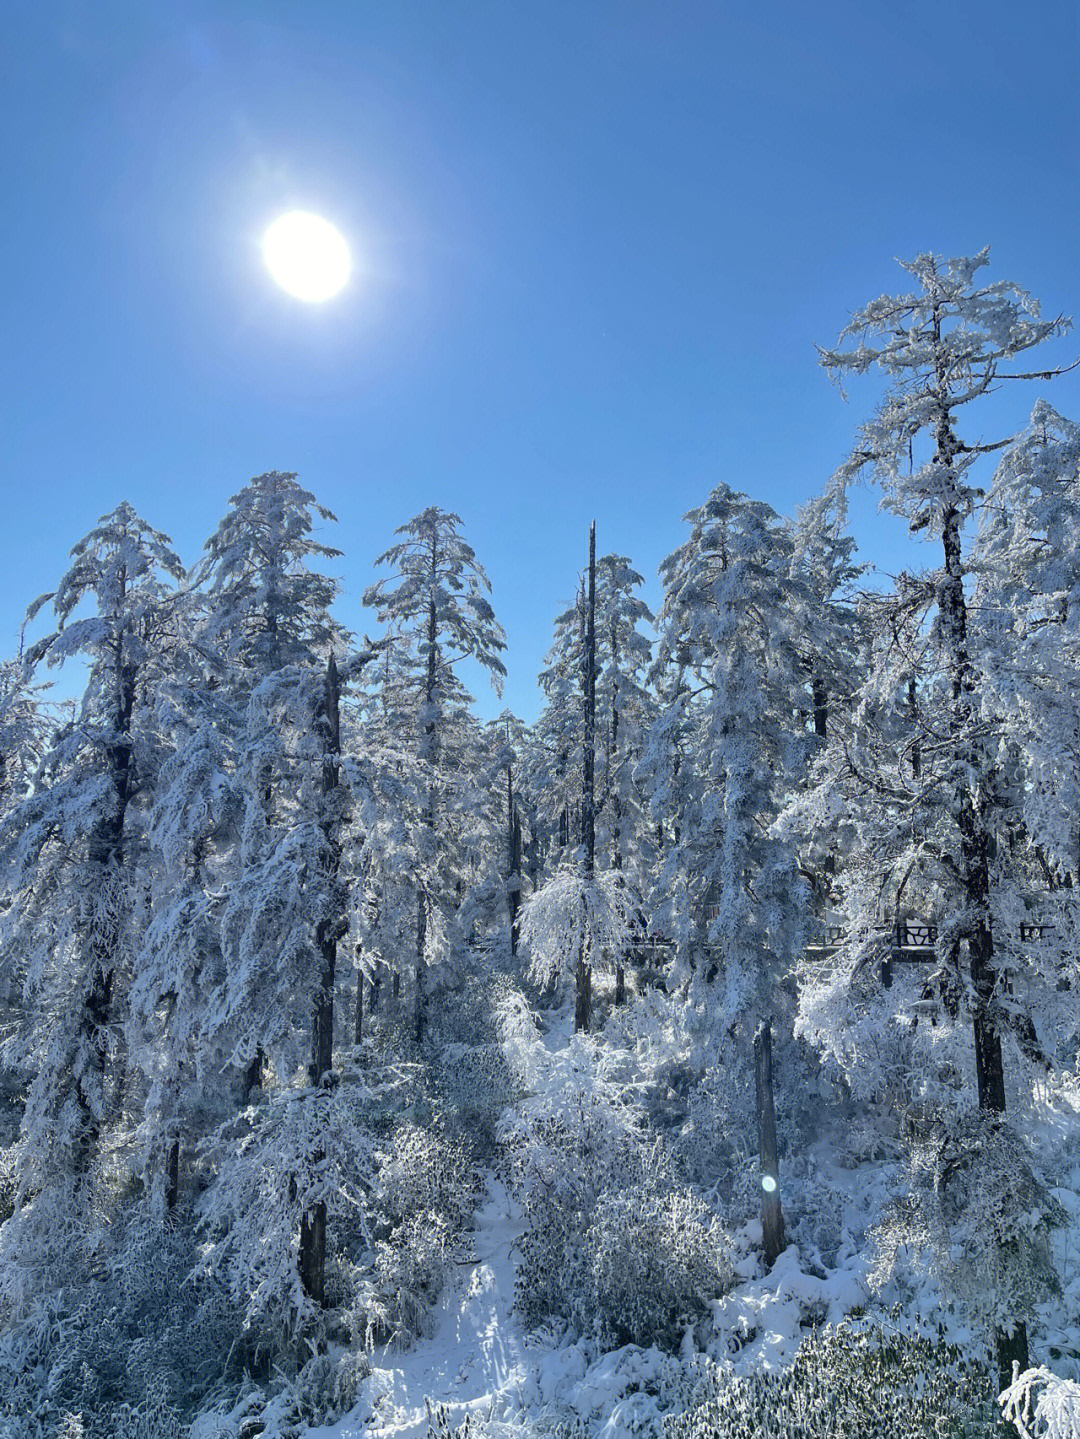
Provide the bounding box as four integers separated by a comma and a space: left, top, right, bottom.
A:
0, 505, 184, 1292
642, 484, 815, 1263
809, 250, 1074, 1373
363, 507, 506, 1042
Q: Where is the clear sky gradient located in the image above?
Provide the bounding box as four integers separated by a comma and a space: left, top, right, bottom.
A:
3, 1, 1079, 720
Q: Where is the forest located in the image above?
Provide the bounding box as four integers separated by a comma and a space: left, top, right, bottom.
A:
3, 252, 1080, 1439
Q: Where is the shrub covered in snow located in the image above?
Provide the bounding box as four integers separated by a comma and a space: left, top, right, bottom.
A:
353, 1118, 484, 1347
663, 1327, 1004, 1438
586, 1184, 733, 1348
869, 1114, 1064, 1342
0, 1210, 239, 1439
361, 1208, 454, 1345
377, 1120, 484, 1236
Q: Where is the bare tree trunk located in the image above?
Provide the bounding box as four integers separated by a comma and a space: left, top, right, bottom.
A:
755, 1021, 785, 1268
507, 759, 522, 956
576, 523, 597, 1032
354, 950, 364, 1045
812, 673, 828, 740
300, 653, 341, 1308
574, 944, 592, 1034
165, 1137, 180, 1210
243, 1048, 264, 1101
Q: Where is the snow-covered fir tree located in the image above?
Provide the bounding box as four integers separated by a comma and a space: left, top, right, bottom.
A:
0, 504, 184, 1298
798, 250, 1076, 1376
363, 506, 506, 1042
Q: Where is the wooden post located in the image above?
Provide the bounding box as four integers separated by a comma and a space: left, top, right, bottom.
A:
755, 1020, 785, 1268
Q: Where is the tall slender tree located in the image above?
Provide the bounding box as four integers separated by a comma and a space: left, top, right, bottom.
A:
0, 506, 184, 1299
814, 250, 1074, 1373
643, 485, 817, 1263
363, 508, 506, 1043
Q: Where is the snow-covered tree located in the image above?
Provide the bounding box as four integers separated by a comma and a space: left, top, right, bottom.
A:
363, 507, 506, 1042
533, 585, 586, 864
0, 657, 53, 820
594, 552, 655, 880
0, 505, 184, 1306
187, 475, 375, 1320
526, 537, 655, 1019
805, 249, 1074, 1372
197, 473, 345, 1090
641, 483, 815, 1262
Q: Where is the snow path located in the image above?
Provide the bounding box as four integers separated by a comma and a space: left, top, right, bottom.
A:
306, 1177, 529, 1439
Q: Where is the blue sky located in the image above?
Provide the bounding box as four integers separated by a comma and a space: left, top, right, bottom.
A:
3, 1, 1078, 720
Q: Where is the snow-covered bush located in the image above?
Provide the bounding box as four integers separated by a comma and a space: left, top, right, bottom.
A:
430, 1039, 521, 1156
586, 1184, 733, 1348
507, 1087, 732, 1348
663, 1326, 1003, 1438
186, 1349, 371, 1439
869, 1114, 1063, 1342
356, 1118, 483, 1347
0, 1210, 239, 1439
501, 1032, 648, 1334
1001, 1366, 1080, 1439
378, 1119, 484, 1235
362, 1208, 454, 1345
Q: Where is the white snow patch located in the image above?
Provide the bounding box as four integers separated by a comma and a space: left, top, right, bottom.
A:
307, 1177, 532, 1439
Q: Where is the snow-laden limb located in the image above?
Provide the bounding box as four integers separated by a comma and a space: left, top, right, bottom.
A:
518, 863, 636, 993
196, 1071, 380, 1339
1001, 1366, 1080, 1439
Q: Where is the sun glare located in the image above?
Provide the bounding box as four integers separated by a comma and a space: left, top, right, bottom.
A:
263, 211, 351, 303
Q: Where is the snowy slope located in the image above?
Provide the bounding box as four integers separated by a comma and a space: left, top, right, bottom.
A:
300, 1147, 885, 1439
307, 1177, 529, 1439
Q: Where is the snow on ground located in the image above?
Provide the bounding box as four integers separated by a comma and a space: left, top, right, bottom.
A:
306, 1176, 530, 1439
302, 1150, 886, 1439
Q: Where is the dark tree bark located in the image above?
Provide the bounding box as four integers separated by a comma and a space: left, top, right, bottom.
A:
507, 759, 522, 957
812, 673, 828, 740
354, 949, 364, 1045
755, 1021, 786, 1268
299, 652, 341, 1308
165, 1137, 180, 1210
76, 634, 136, 1171
243, 1048, 264, 1101
576, 523, 597, 1033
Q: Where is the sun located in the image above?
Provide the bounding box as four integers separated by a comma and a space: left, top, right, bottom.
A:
263, 211, 351, 302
